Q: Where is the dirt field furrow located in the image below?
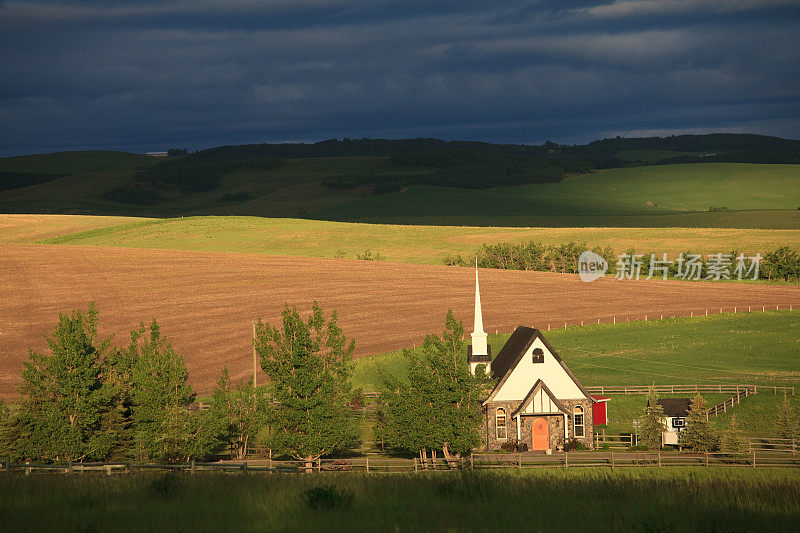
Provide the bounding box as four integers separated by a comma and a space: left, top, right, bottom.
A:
1, 243, 799, 398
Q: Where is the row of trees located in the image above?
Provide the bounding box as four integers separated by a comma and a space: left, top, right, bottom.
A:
0, 304, 490, 467
0, 303, 357, 465
447, 242, 615, 274
447, 242, 800, 282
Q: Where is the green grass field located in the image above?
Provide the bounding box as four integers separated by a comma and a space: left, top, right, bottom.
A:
355, 310, 800, 389
314, 163, 800, 226
1, 469, 798, 532
353, 310, 800, 435
1, 151, 798, 228
28, 215, 800, 264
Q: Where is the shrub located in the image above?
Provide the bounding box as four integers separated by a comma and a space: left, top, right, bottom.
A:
499, 440, 518, 452
564, 438, 587, 451
356, 250, 385, 261
628, 444, 649, 451
303, 485, 354, 511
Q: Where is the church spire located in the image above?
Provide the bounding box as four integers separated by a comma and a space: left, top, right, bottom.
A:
473, 262, 485, 336
469, 262, 489, 373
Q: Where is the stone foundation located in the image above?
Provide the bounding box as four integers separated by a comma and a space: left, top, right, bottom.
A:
484, 398, 594, 451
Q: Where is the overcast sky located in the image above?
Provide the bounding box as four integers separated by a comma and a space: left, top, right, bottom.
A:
1, 0, 799, 156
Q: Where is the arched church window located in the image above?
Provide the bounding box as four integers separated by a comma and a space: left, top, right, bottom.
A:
573, 406, 585, 437
532, 348, 544, 363
496, 408, 507, 440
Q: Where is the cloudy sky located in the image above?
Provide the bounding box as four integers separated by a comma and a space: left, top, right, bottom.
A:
1, 0, 799, 156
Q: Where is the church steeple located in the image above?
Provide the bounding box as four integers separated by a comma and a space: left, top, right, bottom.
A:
469, 262, 491, 375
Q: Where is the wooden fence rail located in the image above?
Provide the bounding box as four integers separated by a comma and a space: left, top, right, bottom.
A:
2, 450, 798, 476
586, 384, 794, 395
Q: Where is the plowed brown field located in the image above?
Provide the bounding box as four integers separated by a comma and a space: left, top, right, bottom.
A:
2, 244, 799, 398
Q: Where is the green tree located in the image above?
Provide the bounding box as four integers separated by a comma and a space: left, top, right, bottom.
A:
639, 386, 666, 450
378, 310, 491, 465
679, 394, 717, 451
14, 304, 116, 462
255, 302, 359, 471
774, 393, 798, 441
210, 368, 270, 459
720, 414, 748, 455
130, 320, 217, 461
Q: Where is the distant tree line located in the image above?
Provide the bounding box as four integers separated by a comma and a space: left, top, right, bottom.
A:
0, 171, 66, 192
447, 242, 800, 282
192, 133, 800, 162
133, 157, 284, 193
102, 156, 284, 205
322, 149, 590, 193
446, 242, 615, 274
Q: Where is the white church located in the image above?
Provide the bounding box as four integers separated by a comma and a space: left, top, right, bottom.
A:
467, 268, 596, 451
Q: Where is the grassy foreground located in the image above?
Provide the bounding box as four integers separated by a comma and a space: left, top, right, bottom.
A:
19, 214, 800, 264
1, 469, 798, 532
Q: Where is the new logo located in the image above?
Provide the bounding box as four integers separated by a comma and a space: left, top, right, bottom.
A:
578, 250, 608, 282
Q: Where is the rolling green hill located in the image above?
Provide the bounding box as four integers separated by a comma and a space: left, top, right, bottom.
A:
31, 215, 800, 264
1, 137, 799, 228
314, 163, 800, 225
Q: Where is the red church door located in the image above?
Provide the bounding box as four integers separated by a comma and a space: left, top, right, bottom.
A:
532, 417, 549, 450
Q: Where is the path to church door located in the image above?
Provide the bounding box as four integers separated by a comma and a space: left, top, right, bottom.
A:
532, 417, 549, 450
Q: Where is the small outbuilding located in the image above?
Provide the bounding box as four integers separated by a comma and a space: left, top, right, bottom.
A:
656, 398, 690, 446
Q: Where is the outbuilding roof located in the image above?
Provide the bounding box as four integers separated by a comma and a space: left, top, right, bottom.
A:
655, 398, 691, 417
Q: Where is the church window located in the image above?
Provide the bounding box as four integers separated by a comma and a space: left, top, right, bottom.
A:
532, 348, 544, 363
573, 406, 585, 437
496, 408, 507, 440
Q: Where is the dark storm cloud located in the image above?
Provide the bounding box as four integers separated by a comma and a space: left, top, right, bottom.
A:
1, 0, 799, 155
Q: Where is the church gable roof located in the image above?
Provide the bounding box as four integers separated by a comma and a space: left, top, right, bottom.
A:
490, 326, 538, 379
484, 326, 592, 404
511, 379, 568, 417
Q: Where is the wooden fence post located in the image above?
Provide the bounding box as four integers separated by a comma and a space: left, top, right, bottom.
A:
518, 453, 522, 470
611, 451, 614, 470
469, 454, 473, 470
564, 451, 568, 469
752, 451, 756, 468
190, 459, 195, 475
365, 456, 370, 474
414, 457, 418, 472
317, 457, 321, 472
242, 462, 247, 474
704, 451, 709, 467
268, 448, 272, 472
67, 461, 73, 476
658, 451, 661, 467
